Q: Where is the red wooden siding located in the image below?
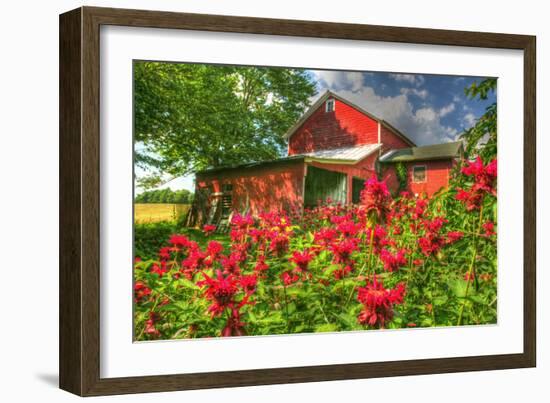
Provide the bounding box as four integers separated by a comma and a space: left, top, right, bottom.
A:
196, 161, 305, 216
382, 160, 454, 197
288, 98, 379, 155
407, 160, 453, 196
379, 125, 411, 154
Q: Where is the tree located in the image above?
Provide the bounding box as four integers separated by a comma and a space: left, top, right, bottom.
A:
134, 62, 317, 188
460, 78, 497, 160
135, 188, 193, 204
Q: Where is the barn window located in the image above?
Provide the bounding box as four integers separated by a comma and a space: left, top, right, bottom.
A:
325, 98, 335, 112
412, 165, 427, 183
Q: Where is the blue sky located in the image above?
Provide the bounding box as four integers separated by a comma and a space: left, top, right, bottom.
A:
138, 70, 496, 193
307, 69, 496, 146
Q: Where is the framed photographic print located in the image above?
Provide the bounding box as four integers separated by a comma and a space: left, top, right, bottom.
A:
59, 6, 536, 396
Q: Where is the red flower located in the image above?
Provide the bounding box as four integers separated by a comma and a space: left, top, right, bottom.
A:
329, 238, 359, 264
462, 157, 497, 195
456, 157, 497, 210
313, 228, 338, 246
418, 217, 449, 257
248, 228, 266, 244
134, 281, 152, 303
482, 221, 496, 237
446, 231, 464, 244
254, 255, 269, 273
203, 224, 217, 235
220, 252, 241, 275
169, 234, 191, 248
336, 220, 362, 237
198, 270, 239, 317
333, 265, 353, 280
206, 240, 224, 257
360, 178, 391, 221
144, 311, 160, 337
231, 213, 254, 229
222, 308, 247, 337
158, 246, 172, 261
290, 249, 314, 272
239, 274, 258, 295
280, 270, 299, 286
366, 225, 389, 252
412, 198, 429, 220
268, 232, 289, 256
357, 277, 406, 328
150, 261, 169, 277
379, 249, 407, 272
456, 188, 484, 211
181, 249, 207, 279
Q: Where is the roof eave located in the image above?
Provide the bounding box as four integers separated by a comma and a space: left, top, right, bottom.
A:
305, 143, 381, 165
380, 155, 461, 163
195, 155, 306, 175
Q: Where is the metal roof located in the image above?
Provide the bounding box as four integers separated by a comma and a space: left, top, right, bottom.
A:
196, 143, 382, 175
379, 141, 463, 163
196, 155, 306, 175
299, 143, 382, 163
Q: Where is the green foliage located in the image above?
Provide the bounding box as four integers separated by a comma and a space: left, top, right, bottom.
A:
461, 78, 497, 160
134, 62, 317, 188
135, 188, 193, 204
134, 223, 230, 260
134, 222, 178, 260
395, 162, 408, 192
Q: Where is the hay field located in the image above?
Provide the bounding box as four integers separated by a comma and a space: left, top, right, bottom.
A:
134, 203, 190, 224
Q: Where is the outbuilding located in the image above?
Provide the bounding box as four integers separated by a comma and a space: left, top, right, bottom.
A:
191, 91, 463, 225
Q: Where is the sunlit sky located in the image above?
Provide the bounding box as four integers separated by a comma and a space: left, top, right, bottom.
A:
136, 69, 496, 193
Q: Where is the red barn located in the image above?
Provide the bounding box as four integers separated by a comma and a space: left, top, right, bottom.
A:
192, 91, 463, 224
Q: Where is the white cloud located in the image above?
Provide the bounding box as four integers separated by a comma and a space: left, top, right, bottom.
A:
334, 87, 459, 145
463, 113, 477, 127
439, 103, 455, 117
400, 87, 429, 99
389, 73, 425, 87
311, 70, 364, 92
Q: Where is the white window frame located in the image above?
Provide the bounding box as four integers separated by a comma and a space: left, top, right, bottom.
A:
412, 164, 427, 183
325, 98, 335, 112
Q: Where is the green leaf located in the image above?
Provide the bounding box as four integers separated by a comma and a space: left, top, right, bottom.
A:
315, 323, 339, 332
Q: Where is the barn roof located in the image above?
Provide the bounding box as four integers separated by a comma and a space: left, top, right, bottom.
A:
196, 144, 382, 175
379, 141, 463, 163
282, 90, 416, 147
300, 143, 381, 164
196, 155, 305, 175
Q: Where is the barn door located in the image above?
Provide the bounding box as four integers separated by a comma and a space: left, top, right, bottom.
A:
304, 166, 347, 207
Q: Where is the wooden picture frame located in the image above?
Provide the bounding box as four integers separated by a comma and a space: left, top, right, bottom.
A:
59, 6, 536, 396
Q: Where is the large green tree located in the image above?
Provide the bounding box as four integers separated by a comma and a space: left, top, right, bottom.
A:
460, 78, 497, 160
134, 62, 317, 188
